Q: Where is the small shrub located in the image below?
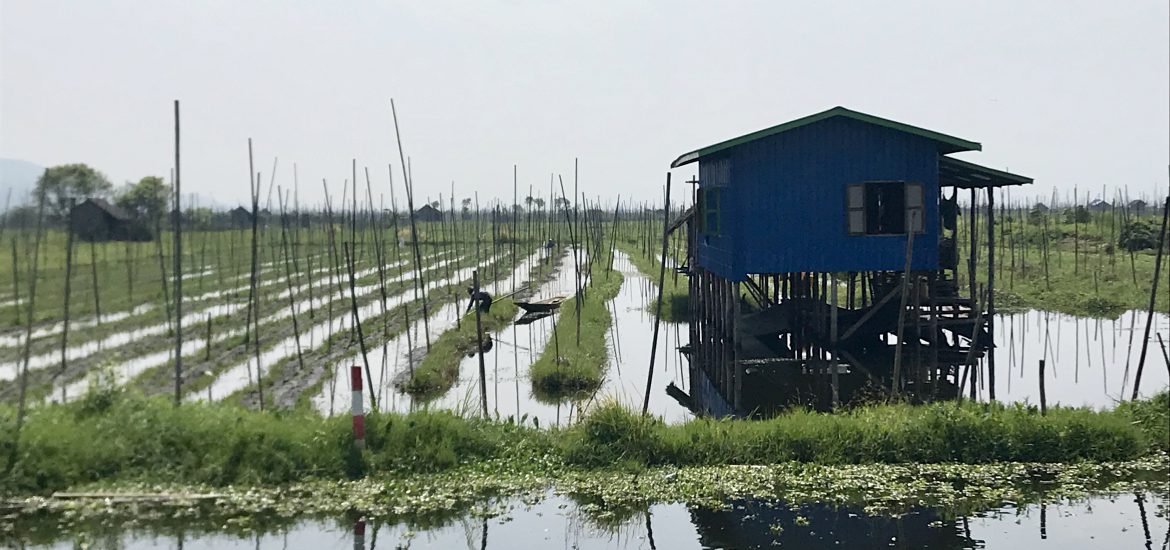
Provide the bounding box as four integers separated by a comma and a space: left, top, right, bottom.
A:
1119, 219, 1159, 252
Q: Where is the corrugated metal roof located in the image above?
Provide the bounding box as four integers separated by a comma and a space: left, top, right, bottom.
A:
82, 197, 133, 220
670, 106, 981, 168
938, 157, 1032, 189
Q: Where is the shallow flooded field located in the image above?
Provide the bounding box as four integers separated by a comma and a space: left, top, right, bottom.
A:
14, 491, 1168, 549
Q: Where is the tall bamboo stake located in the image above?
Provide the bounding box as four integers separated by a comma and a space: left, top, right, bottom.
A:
59, 200, 76, 400
278, 189, 307, 375
344, 242, 377, 411
986, 187, 996, 401
642, 174, 671, 416
248, 158, 264, 410
88, 239, 101, 323
6, 190, 45, 476
403, 168, 430, 350
1130, 196, 1169, 400
172, 99, 183, 405
473, 269, 488, 418
391, 100, 431, 350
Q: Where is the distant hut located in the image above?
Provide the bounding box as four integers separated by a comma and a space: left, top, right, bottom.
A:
70, 198, 151, 242
1128, 199, 1149, 215
1087, 198, 1112, 212
1032, 202, 1050, 213
414, 204, 443, 222
229, 206, 254, 228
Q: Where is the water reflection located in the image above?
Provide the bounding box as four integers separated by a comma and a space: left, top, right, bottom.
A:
990, 309, 1170, 408
14, 492, 1167, 549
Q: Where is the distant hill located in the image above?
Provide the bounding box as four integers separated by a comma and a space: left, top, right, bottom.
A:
0, 158, 44, 207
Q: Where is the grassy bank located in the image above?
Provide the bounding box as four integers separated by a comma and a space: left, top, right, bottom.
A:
955, 206, 1168, 318
3, 388, 1164, 495
529, 269, 624, 398
399, 248, 564, 399
401, 298, 520, 398
960, 243, 1167, 318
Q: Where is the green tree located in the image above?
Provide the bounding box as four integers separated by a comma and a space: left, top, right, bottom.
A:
1063, 205, 1091, 224
116, 176, 170, 227
35, 163, 113, 220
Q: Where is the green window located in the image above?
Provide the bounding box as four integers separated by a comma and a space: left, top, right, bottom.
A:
701, 187, 721, 236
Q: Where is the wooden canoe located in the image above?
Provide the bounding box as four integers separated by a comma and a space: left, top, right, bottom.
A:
515, 296, 567, 313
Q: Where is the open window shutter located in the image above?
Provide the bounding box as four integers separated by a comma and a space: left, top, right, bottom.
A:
846, 184, 865, 235
906, 183, 924, 233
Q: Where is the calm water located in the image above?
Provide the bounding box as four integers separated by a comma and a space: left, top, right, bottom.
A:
17, 492, 1168, 549
307, 249, 1169, 423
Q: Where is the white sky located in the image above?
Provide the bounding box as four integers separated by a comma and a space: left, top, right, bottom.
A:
1, 0, 1167, 208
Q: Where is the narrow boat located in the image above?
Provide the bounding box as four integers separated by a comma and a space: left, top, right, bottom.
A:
515, 296, 567, 313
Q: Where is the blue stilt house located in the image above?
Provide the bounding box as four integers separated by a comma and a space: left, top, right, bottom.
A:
669, 107, 1031, 416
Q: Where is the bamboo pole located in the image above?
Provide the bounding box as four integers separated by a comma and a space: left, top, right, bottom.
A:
6, 190, 45, 476
892, 211, 917, 395
830, 273, 840, 409
59, 199, 76, 400
473, 269, 488, 418
642, 174, 671, 416
88, 239, 101, 324
172, 99, 183, 405
344, 242, 377, 412
247, 151, 264, 410
10, 239, 20, 325
1130, 196, 1169, 400
986, 187, 997, 401
390, 100, 431, 350
205, 314, 212, 361
278, 189, 307, 375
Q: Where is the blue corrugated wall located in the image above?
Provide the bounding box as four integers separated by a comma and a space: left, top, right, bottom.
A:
695, 116, 940, 279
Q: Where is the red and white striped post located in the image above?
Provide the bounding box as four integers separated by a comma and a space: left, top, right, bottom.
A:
353, 518, 366, 550
351, 365, 365, 450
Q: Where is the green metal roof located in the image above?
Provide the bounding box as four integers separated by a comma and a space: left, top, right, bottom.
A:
670, 106, 982, 168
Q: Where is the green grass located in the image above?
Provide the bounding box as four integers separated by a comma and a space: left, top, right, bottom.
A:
0, 389, 1164, 495
956, 208, 1168, 318
561, 397, 1155, 468
529, 269, 624, 399
402, 298, 520, 399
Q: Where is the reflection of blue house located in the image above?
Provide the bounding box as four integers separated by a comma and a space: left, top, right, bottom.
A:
669, 107, 1031, 415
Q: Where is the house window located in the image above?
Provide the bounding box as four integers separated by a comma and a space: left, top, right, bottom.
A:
846, 181, 924, 235
700, 187, 721, 236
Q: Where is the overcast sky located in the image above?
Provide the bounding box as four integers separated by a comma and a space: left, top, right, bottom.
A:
2, 0, 1167, 209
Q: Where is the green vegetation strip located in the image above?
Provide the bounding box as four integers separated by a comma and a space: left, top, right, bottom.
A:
4, 388, 1163, 496
529, 269, 624, 398
403, 250, 569, 399
956, 209, 1169, 318
402, 299, 519, 398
